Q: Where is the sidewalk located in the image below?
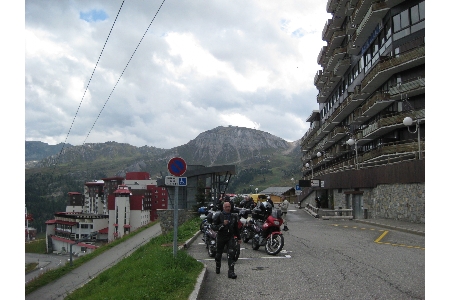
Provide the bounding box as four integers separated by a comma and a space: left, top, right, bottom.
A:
353, 218, 425, 236
312, 207, 425, 236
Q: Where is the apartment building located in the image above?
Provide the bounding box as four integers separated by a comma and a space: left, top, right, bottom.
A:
299, 0, 425, 222
46, 172, 169, 253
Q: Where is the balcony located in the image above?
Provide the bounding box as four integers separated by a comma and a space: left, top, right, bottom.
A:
322, 19, 341, 43
326, 0, 339, 13
351, 0, 375, 27
328, 29, 346, 53
362, 45, 425, 93
362, 140, 425, 164
353, 2, 390, 47
360, 91, 394, 118
299, 120, 321, 146
314, 70, 327, 89
329, 126, 347, 142
334, 57, 351, 77
328, 92, 367, 126
389, 77, 425, 99
361, 108, 425, 142
317, 46, 329, 66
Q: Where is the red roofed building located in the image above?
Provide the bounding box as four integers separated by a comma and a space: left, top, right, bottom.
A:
107, 172, 168, 241
45, 172, 168, 249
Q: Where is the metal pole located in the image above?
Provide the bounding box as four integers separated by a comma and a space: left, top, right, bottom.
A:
417, 120, 421, 160
355, 141, 359, 170
173, 185, 179, 257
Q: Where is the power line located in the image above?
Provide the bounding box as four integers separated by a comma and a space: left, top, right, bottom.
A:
51, 0, 126, 174
82, 0, 167, 144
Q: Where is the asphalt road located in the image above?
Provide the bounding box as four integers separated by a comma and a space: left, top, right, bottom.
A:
187, 209, 425, 300
25, 253, 74, 285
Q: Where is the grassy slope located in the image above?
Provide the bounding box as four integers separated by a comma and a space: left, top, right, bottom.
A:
26, 218, 204, 299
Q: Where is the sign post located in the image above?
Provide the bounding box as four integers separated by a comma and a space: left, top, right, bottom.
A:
167, 157, 187, 257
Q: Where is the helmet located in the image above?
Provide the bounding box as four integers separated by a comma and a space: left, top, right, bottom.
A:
260, 201, 272, 212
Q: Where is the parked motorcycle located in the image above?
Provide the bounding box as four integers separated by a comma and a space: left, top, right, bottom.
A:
251, 204, 284, 255
203, 210, 241, 261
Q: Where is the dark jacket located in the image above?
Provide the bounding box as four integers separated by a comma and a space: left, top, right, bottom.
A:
211, 212, 241, 241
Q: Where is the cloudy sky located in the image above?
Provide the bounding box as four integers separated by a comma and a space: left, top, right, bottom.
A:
25, 0, 331, 149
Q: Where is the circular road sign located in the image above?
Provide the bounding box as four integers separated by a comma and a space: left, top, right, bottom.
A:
167, 157, 187, 177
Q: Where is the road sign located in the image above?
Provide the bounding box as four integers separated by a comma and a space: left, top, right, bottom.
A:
295, 185, 301, 191
165, 176, 187, 186
167, 157, 187, 176
311, 179, 321, 187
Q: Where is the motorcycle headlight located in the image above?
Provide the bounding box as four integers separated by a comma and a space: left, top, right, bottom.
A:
211, 240, 215, 245
274, 221, 280, 226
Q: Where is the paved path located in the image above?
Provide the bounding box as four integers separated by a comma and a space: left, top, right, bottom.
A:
26, 224, 162, 300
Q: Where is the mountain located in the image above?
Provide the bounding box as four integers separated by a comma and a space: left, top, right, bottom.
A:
25, 141, 73, 168
25, 126, 303, 232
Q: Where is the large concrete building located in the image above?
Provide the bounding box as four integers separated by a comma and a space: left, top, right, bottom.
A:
298, 0, 425, 223
45, 172, 169, 253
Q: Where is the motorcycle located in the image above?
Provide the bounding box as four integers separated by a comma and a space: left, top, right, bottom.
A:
203, 210, 242, 261
251, 206, 285, 255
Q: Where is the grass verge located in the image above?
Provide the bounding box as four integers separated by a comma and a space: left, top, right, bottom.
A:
26, 217, 204, 299
25, 239, 47, 254
26, 221, 158, 295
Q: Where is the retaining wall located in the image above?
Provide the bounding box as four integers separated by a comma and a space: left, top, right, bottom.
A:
156, 209, 197, 235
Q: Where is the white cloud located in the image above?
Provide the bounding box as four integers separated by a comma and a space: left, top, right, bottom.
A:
25, 0, 331, 149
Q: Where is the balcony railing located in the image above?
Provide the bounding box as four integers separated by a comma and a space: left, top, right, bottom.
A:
306, 140, 425, 179
362, 45, 425, 90
362, 108, 425, 137
389, 77, 425, 97
361, 91, 391, 114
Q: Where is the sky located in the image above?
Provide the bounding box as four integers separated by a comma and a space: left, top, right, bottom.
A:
24, 0, 332, 149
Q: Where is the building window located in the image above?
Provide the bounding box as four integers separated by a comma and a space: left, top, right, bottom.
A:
393, 1, 424, 40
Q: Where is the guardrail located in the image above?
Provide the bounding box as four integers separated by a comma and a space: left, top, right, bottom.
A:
321, 208, 354, 220
304, 203, 319, 218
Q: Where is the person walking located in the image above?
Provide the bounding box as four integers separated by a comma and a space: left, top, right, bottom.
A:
280, 195, 290, 231
211, 201, 242, 279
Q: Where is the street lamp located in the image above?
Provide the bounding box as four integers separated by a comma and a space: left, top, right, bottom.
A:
403, 116, 422, 160
346, 138, 359, 170
305, 162, 313, 178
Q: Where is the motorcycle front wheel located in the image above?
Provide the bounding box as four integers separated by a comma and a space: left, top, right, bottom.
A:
251, 235, 260, 250
265, 233, 284, 255
242, 229, 250, 243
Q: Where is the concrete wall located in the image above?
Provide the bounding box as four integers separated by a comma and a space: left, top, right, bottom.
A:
330, 183, 425, 223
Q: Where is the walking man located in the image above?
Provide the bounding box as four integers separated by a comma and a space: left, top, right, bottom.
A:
280, 195, 290, 231
211, 201, 242, 279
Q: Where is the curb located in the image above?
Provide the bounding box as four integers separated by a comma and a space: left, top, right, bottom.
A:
183, 230, 206, 300
179, 230, 202, 250
188, 264, 207, 300
353, 220, 425, 236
